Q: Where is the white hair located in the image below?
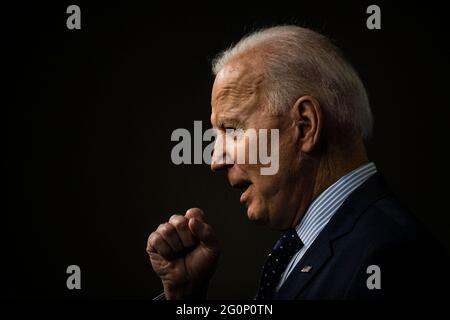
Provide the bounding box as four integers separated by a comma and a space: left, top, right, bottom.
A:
212, 25, 373, 140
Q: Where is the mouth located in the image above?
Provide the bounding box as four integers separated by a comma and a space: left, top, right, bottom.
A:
228, 174, 252, 204
236, 182, 252, 204
228, 170, 253, 203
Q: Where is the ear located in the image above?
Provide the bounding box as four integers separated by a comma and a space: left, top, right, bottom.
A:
291, 95, 322, 153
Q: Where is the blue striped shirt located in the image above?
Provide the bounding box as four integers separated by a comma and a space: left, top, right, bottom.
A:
277, 162, 377, 289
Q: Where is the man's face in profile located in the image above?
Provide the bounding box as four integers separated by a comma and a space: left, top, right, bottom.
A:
210, 61, 305, 230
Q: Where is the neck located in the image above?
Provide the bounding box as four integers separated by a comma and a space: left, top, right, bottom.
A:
290, 139, 369, 228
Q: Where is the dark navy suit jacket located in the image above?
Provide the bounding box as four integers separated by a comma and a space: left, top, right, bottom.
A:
274, 173, 449, 299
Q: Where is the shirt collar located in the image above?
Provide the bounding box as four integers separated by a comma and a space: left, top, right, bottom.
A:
295, 162, 377, 247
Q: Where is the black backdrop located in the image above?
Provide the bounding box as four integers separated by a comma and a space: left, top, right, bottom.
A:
5, 1, 449, 299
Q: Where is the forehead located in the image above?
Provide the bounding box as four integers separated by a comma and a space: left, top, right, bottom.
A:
211, 62, 265, 125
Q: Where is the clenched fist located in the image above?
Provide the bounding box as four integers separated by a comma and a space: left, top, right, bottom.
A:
146, 208, 220, 299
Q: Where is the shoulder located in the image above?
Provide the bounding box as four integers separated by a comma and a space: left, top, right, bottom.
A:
343, 195, 449, 298
356, 194, 423, 244
346, 193, 447, 263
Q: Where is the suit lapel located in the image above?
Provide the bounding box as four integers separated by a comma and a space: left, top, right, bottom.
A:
275, 235, 332, 299
274, 173, 391, 299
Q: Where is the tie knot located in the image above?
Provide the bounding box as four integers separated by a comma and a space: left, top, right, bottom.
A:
273, 228, 303, 255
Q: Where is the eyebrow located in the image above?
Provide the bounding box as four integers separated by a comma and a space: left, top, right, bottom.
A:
216, 117, 245, 129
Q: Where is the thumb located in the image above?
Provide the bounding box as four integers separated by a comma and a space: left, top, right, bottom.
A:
188, 218, 219, 252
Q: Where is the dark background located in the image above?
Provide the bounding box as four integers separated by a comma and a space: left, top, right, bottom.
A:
4, 1, 449, 299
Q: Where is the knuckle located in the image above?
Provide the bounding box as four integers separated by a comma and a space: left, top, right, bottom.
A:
148, 232, 157, 242
158, 223, 173, 236
146, 238, 152, 252
169, 214, 181, 222
151, 233, 162, 245
147, 233, 158, 248
171, 216, 187, 230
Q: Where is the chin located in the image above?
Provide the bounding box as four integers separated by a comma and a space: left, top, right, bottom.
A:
246, 203, 268, 225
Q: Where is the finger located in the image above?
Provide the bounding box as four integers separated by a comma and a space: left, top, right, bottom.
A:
169, 214, 196, 248
156, 223, 184, 253
185, 208, 206, 222
188, 218, 219, 252
147, 231, 174, 260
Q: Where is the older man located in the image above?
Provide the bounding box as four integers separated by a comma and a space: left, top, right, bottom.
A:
147, 26, 448, 299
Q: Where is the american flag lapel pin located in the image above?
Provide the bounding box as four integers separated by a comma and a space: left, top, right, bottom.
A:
300, 265, 312, 273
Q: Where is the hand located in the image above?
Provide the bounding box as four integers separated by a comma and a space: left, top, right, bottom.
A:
146, 208, 220, 299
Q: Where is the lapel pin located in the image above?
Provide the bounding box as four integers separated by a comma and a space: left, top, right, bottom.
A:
300, 265, 312, 273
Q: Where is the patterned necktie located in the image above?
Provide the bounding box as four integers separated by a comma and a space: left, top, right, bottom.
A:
256, 228, 304, 300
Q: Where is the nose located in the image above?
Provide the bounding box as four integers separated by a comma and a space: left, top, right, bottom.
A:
211, 157, 233, 172
210, 134, 233, 172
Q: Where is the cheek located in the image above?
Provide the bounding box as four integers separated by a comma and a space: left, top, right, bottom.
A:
279, 136, 296, 162
276, 140, 301, 178
251, 174, 292, 221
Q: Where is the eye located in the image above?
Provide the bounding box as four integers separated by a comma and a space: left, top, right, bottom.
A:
225, 128, 245, 142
